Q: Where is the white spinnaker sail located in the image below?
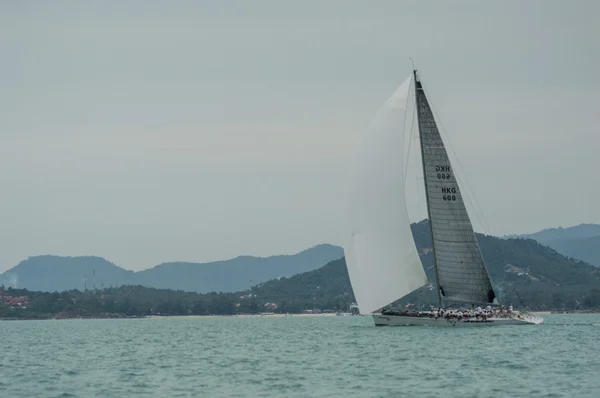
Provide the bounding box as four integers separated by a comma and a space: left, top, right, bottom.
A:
344, 76, 427, 314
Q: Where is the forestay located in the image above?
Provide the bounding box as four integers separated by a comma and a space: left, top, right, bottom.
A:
414, 72, 496, 304
344, 76, 428, 315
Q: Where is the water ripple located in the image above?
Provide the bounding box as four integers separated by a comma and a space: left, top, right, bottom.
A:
1, 314, 600, 397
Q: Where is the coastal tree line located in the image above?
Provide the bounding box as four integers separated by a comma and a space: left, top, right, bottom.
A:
0, 285, 354, 319
3, 233, 600, 319
2, 273, 600, 320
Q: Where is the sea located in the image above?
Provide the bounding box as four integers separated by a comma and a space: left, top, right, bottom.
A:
1, 314, 599, 397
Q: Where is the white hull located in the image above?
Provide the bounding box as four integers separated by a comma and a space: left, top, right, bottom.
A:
372, 313, 543, 327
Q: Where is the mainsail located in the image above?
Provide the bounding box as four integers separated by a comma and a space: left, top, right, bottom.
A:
344, 76, 427, 315
414, 71, 496, 304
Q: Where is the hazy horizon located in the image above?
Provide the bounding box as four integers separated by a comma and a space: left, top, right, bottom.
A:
2, 1, 599, 272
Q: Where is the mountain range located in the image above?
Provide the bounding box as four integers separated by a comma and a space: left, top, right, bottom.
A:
505, 224, 600, 267
3, 222, 600, 318
3, 222, 600, 307
0, 244, 344, 293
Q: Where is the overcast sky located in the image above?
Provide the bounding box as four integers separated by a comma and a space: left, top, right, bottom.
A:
1, 0, 598, 272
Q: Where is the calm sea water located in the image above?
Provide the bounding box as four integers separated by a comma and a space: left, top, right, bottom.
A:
1, 314, 599, 397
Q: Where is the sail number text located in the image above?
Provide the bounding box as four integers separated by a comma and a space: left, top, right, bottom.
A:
441, 187, 456, 201
435, 166, 457, 200
436, 165, 451, 180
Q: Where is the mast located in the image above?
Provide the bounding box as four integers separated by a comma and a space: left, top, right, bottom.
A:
413, 69, 443, 309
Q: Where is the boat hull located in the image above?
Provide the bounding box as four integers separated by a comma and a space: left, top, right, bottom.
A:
372, 314, 543, 327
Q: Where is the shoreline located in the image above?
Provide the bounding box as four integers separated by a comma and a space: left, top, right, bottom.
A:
4, 311, 600, 321
148, 313, 340, 319
1, 313, 342, 321
548, 310, 600, 314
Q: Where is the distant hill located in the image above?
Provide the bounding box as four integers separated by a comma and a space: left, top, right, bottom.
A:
4, 221, 600, 311
505, 224, 600, 267
251, 258, 353, 312
0, 256, 135, 292
506, 224, 600, 242
536, 236, 600, 268
0, 244, 344, 293
134, 244, 344, 293
0, 259, 355, 319
256, 221, 600, 311
396, 221, 600, 309
3, 225, 600, 319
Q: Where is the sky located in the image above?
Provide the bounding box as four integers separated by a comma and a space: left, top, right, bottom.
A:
1, 0, 599, 272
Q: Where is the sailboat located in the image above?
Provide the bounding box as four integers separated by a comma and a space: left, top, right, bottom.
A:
344, 70, 543, 327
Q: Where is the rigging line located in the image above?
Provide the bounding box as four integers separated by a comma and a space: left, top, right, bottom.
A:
417, 78, 489, 233
440, 127, 492, 235
403, 91, 417, 190
513, 288, 527, 309
419, 77, 493, 236
406, 58, 417, 195
417, 175, 423, 219
400, 75, 413, 190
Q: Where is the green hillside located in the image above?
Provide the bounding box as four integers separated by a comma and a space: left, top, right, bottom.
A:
3, 221, 600, 319
408, 221, 600, 310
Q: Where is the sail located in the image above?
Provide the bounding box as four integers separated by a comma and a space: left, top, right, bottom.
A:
344, 76, 427, 314
414, 72, 496, 304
